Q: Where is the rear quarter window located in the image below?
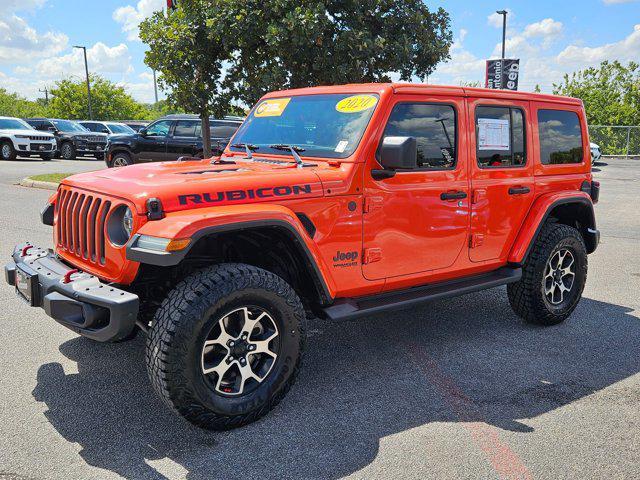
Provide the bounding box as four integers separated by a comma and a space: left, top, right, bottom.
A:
537, 110, 584, 165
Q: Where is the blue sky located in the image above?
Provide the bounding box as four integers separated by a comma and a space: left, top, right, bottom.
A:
1, 0, 639, 103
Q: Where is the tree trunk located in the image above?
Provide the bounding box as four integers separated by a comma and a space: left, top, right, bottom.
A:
201, 113, 212, 158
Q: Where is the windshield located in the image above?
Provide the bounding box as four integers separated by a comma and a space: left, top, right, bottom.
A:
108, 123, 135, 134
53, 120, 88, 132
0, 118, 33, 130
230, 93, 379, 159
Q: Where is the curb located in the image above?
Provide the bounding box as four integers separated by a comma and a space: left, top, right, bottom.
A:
19, 178, 59, 191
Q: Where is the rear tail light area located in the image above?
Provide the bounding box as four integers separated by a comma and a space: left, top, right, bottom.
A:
580, 180, 600, 204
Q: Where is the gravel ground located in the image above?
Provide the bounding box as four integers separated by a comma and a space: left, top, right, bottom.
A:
0, 157, 638, 480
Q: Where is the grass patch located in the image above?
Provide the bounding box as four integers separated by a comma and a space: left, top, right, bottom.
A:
28, 173, 72, 184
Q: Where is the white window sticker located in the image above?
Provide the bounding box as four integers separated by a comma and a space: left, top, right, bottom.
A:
335, 140, 349, 153
478, 118, 510, 151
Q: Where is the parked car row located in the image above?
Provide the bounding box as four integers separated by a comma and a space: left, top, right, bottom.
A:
0, 114, 243, 164
104, 114, 243, 167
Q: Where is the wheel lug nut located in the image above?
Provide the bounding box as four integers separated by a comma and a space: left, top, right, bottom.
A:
229, 340, 235, 347
249, 345, 255, 351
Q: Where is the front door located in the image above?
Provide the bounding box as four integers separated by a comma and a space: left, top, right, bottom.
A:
468, 99, 534, 262
362, 96, 470, 281
138, 119, 172, 162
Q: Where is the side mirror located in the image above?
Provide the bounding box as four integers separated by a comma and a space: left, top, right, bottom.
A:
100, 128, 110, 134
47, 126, 57, 132
139, 128, 147, 136
379, 136, 417, 170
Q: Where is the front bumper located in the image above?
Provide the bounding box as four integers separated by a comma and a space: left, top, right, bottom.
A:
5, 243, 139, 342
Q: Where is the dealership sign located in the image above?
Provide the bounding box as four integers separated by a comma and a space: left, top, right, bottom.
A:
485, 59, 520, 90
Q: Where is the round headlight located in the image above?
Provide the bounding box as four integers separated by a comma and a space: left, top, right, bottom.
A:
123, 207, 133, 237
107, 205, 134, 247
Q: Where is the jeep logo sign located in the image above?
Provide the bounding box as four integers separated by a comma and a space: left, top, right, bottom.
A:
485, 59, 520, 91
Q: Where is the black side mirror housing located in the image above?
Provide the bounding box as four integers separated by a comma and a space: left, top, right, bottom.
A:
139, 128, 147, 136
379, 136, 418, 170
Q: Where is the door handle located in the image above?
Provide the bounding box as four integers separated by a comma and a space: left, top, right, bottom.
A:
440, 191, 467, 201
508, 186, 531, 195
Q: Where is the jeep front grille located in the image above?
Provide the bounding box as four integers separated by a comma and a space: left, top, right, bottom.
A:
56, 187, 112, 265
29, 135, 52, 141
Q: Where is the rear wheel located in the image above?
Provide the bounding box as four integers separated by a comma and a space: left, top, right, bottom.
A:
1, 141, 16, 161
60, 142, 76, 160
146, 263, 305, 430
507, 223, 587, 325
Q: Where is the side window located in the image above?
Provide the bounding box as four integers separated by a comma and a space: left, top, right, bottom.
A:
381, 103, 456, 169
537, 110, 583, 164
210, 121, 240, 139
84, 123, 97, 132
476, 106, 526, 168
40, 121, 54, 131
173, 120, 198, 137
146, 120, 172, 136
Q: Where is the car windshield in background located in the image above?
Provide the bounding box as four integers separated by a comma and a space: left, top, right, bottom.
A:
53, 120, 87, 132
230, 93, 379, 159
108, 124, 135, 134
0, 118, 32, 130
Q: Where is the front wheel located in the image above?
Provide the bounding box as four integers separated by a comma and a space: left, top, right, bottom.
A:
109, 152, 132, 167
146, 263, 306, 430
1, 141, 16, 161
507, 223, 588, 325
60, 142, 76, 160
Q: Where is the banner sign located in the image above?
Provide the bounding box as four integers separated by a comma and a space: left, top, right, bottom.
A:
485, 59, 520, 90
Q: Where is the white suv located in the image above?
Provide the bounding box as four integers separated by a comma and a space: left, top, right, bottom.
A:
0, 116, 57, 161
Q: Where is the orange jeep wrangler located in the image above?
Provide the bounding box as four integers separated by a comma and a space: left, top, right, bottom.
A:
6, 84, 600, 430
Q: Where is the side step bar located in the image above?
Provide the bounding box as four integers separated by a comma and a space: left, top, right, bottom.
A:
322, 267, 522, 322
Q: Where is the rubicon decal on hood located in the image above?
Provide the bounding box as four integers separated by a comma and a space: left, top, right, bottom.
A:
178, 184, 314, 206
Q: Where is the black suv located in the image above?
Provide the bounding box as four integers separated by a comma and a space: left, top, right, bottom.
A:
104, 114, 243, 167
25, 118, 108, 160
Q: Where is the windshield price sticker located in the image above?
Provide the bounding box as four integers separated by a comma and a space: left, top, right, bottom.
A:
477, 118, 510, 151
335, 140, 349, 153
336, 95, 378, 113
255, 98, 291, 117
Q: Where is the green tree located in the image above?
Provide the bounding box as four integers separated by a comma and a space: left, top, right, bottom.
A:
140, 0, 231, 156
48, 76, 149, 120
0, 89, 48, 117
217, 0, 453, 106
553, 61, 640, 154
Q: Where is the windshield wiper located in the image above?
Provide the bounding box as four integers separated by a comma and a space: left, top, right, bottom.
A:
269, 144, 305, 167
230, 142, 259, 159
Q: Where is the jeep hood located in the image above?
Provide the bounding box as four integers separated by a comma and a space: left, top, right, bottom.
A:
62, 158, 325, 214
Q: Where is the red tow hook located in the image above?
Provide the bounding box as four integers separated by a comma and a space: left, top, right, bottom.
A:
20, 245, 34, 257
63, 269, 80, 284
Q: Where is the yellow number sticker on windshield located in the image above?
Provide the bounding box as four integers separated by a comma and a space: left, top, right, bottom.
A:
255, 98, 291, 117
336, 95, 378, 113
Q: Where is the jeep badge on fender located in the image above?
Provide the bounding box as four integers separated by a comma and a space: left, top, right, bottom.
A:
5, 83, 599, 430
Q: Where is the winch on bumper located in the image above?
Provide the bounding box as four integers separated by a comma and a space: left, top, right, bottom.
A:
4, 244, 139, 342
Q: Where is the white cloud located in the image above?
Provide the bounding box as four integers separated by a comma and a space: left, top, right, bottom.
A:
557, 24, 640, 66
0, 14, 68, 64
35, 42, 133, 78
4, 0, 47, 13
523, 18, 563, 39
113, 0, 165, 41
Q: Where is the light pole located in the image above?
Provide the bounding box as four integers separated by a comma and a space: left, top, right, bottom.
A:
73, 45, 93, 120
496, 10, 508, 61
153, 69, 159, 104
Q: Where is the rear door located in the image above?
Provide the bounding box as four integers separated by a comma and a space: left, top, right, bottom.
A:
166, 120, 201, 159
468, 98, 534, 262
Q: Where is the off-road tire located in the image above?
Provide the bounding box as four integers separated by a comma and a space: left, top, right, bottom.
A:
60, 142, 76, 160
507, 223, 587, 325
146, 263, 306, 430
1, 141, 17, 161
109, 152, 132, 168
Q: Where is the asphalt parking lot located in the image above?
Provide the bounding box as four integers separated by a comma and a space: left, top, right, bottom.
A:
0, 157, 638, 480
